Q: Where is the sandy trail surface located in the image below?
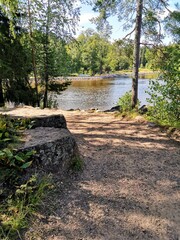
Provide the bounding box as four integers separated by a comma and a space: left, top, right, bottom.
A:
1, 107, 180, 240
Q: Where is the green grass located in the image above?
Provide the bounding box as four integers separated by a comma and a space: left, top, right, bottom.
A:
70, 156, 84, 171
0, 174, 52, 240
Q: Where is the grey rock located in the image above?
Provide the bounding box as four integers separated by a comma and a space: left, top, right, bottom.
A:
139, 105, 148, 114
18, 127, 79, 173
104, 105, 121, 112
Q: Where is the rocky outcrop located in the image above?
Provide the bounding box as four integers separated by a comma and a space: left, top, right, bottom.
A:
18, 127, 79, 173
14, 114, 79, 173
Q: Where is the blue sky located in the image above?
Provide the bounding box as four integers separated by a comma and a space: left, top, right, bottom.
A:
76, 0, 179, 42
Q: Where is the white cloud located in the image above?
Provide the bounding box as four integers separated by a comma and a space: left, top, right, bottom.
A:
79, 12, 98, 26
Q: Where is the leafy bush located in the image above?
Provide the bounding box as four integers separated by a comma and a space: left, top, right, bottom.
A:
118, 91, 132, 112
118, 91, 140, 113
147, 44, 180, 128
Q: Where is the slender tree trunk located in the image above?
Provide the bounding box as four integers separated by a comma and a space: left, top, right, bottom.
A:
132, 0, 143, 108
0, 79, 5, 107
43, 0, 50, 108
99, 60, 103, 74
27, 0, 40, 107
43, 42, 49, 108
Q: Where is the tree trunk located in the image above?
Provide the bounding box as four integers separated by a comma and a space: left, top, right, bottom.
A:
0, 79, 4, 107
43, 0, 50, 108
27, 0, 40, 107
132, 0, 143, 108
99, 60, 103, 74
43, 43, 49, 108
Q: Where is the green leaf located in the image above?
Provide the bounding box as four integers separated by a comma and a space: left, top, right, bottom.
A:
20, 161, 32, 169
4, 132, 9, 138
0, 151, 5, 157
15, 155, 25, 162
26, 150, 36, 157
3, 138, 11, 142
3, 148, 13, 158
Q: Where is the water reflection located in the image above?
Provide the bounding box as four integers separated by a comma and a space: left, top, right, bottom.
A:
56, 77, 151, 110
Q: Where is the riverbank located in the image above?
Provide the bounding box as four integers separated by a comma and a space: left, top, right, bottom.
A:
55, 70, 158, 81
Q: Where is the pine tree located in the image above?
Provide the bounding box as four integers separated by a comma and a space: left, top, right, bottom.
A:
88, 0, 170, 108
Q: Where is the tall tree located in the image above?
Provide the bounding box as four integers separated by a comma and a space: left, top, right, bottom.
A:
25, 0, 80, 108
0, 6, 36, 106
88, 0, 170, 108
132, 0, 143, 108
74, 30, 110, 75
27, 0, 40, 106
107, 39, 133, 71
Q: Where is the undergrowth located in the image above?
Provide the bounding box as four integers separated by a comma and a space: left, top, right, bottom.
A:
70, 156, 84, 171
0, 115, 51, 240
117, 91, 140, 119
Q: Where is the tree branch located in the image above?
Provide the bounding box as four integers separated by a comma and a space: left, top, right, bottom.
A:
159, 0, 172, 14
123, 27, 136, 39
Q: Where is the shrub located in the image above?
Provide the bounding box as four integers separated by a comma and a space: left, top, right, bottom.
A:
147, 44, 180, 128
118, 91, 140, 113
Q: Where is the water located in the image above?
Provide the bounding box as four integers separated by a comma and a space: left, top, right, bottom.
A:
56, 77, 151, 110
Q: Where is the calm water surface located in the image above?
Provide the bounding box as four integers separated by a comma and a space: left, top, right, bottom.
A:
56, 77, 151, 110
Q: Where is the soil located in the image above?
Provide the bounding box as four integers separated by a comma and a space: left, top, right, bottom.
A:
1, 107, 180, 240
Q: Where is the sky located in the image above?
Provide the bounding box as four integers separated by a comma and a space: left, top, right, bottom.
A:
75, 0, 179, 42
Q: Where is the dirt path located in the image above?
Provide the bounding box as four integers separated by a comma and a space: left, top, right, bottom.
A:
2, 108, 180, 239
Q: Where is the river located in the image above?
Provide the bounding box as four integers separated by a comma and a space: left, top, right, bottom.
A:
56, 77, 152, 110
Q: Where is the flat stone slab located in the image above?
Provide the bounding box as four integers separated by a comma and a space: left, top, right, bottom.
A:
0, 107, 67, 128
7, 114, 67, 129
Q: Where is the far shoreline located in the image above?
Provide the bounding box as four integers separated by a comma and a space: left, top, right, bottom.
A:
55, 71, 159, 81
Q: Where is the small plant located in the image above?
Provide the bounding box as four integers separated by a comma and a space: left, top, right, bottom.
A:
0, 174, 51, 240
0, 149, 35, 185
47, 93, 58, 109
0, 115, 34, 149
0, 115, 19, 149
70, 156, 83, 171
118, 91, 140, 113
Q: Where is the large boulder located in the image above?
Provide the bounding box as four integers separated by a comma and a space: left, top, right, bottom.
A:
9, 113, 80, 173
18, 127, 79, 173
